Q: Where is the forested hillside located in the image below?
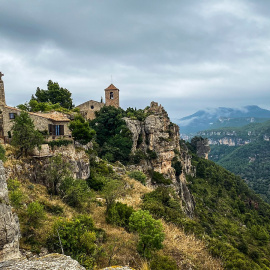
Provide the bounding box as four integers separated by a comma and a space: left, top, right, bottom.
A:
207, 120, 270, 203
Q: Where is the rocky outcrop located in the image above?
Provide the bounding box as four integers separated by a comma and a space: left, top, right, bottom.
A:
195, 138, 210, 159
0, 161, 20, 262
124, 102, 180, 175
124, 102, 195, 217
32, 144, 90, 180
0, 253, 86, 270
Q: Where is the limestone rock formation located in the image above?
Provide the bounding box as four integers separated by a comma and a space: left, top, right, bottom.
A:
124, 102, 195, 217
0, 253, 86, 270
195, 138, 211, 159
0, 161, 21, 262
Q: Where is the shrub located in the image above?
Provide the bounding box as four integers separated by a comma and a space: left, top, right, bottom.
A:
27, 201, 46, 228
128, 170, 146, 185
47, 215, 105, 268
150, 255, 178, 270
147, 149, 158, 160
59, 177, 92, 208
129, 149, 147, 164
106, 202, 134, 229
87, 177, 105, 191
129, 210, 164, 258
48, 139, 73, 149
7, 179, 24, 209
150, 171, 172, 185
0, 144, 6, 161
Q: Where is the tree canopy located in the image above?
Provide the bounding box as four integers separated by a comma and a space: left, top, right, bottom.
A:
69, 115, 95, 145
31, 80, 74, 110
11, 111, 43, 157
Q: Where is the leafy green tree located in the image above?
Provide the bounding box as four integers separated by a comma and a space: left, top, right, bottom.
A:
45, 155, 72, 195
59, 177, 93, 208
90, 106, 132, 164
69, 115, 95, 145
11, 111, 43, 157
32, 80, 73, 109
129, 210, 165, 258
102, 177, 124, 213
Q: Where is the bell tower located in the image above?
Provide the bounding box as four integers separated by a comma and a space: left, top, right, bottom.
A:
104, 84, 120, 108
0, 72, 6, 106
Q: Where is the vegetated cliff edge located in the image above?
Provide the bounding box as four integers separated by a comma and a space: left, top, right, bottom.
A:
124, 102, 204, 217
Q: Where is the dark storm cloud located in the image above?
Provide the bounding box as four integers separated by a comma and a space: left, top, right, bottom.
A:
1, 0, 270, 118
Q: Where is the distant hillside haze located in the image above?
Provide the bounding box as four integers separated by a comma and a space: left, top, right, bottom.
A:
176, 105, 270, 136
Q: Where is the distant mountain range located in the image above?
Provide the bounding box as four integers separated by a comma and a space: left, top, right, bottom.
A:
175, 105, 270, 136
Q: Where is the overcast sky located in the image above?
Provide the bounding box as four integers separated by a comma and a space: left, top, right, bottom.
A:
1, 0, 270, 119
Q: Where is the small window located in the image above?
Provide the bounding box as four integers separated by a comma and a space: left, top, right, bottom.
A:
110, 92, 114, 99
48, 124, 64, 136
91, 105, 94, 109
9, 113, 17, 119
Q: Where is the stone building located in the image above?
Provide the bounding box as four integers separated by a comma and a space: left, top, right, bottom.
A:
0, 73, 71, 143
77, 83, 120, 120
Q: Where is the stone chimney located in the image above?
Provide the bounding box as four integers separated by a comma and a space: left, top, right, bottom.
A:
0, 72, 6, 106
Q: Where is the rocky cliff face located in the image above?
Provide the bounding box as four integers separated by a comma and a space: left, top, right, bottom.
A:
0, 161, 20, 262
124, 102, 195, 216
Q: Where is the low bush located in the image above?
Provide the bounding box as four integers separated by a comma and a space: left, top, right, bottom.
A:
150, 171, 172, 185
47, 215, 105, 269
59, 177, 92, 208
106, 202, 134, 229
27, 201, 46, 228
7, 178, 24, 209
0, 144, 6, 161
128, 170, 146, 185
47, 139, 73, 149
150, 254, 178, 270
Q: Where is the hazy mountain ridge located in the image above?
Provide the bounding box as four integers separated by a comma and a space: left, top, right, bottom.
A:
176, 105, 270, 136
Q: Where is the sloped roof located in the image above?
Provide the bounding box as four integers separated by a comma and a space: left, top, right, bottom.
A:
33, 111, 70, 122
104, 84, 119, 91
4, 106, 70, 122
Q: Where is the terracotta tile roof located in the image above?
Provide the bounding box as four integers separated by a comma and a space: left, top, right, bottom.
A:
4, 106, 70, 122
105, 84, 119, 90
32, 111, 70, 122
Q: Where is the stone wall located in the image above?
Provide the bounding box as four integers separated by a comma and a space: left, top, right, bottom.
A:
0, 161, 21, 262
76, 100, 104, 120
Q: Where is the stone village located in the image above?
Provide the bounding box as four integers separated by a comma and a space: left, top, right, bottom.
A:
0, 71, 120, 143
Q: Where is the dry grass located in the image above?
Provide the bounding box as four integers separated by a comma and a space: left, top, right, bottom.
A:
162, 221, 223, 270
117, 175, 153, 210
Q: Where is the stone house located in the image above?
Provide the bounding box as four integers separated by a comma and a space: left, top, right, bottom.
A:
0, 73, 71, 143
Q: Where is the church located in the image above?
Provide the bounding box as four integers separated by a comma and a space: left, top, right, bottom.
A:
0, 72, 120, 143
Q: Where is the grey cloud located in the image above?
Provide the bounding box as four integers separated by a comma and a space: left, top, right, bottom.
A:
1, 0, 270, 119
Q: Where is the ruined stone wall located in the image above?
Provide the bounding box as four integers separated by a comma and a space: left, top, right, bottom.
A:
76, 100, 104, 120
105, 89, 119, 108
0, 161, 21, 262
